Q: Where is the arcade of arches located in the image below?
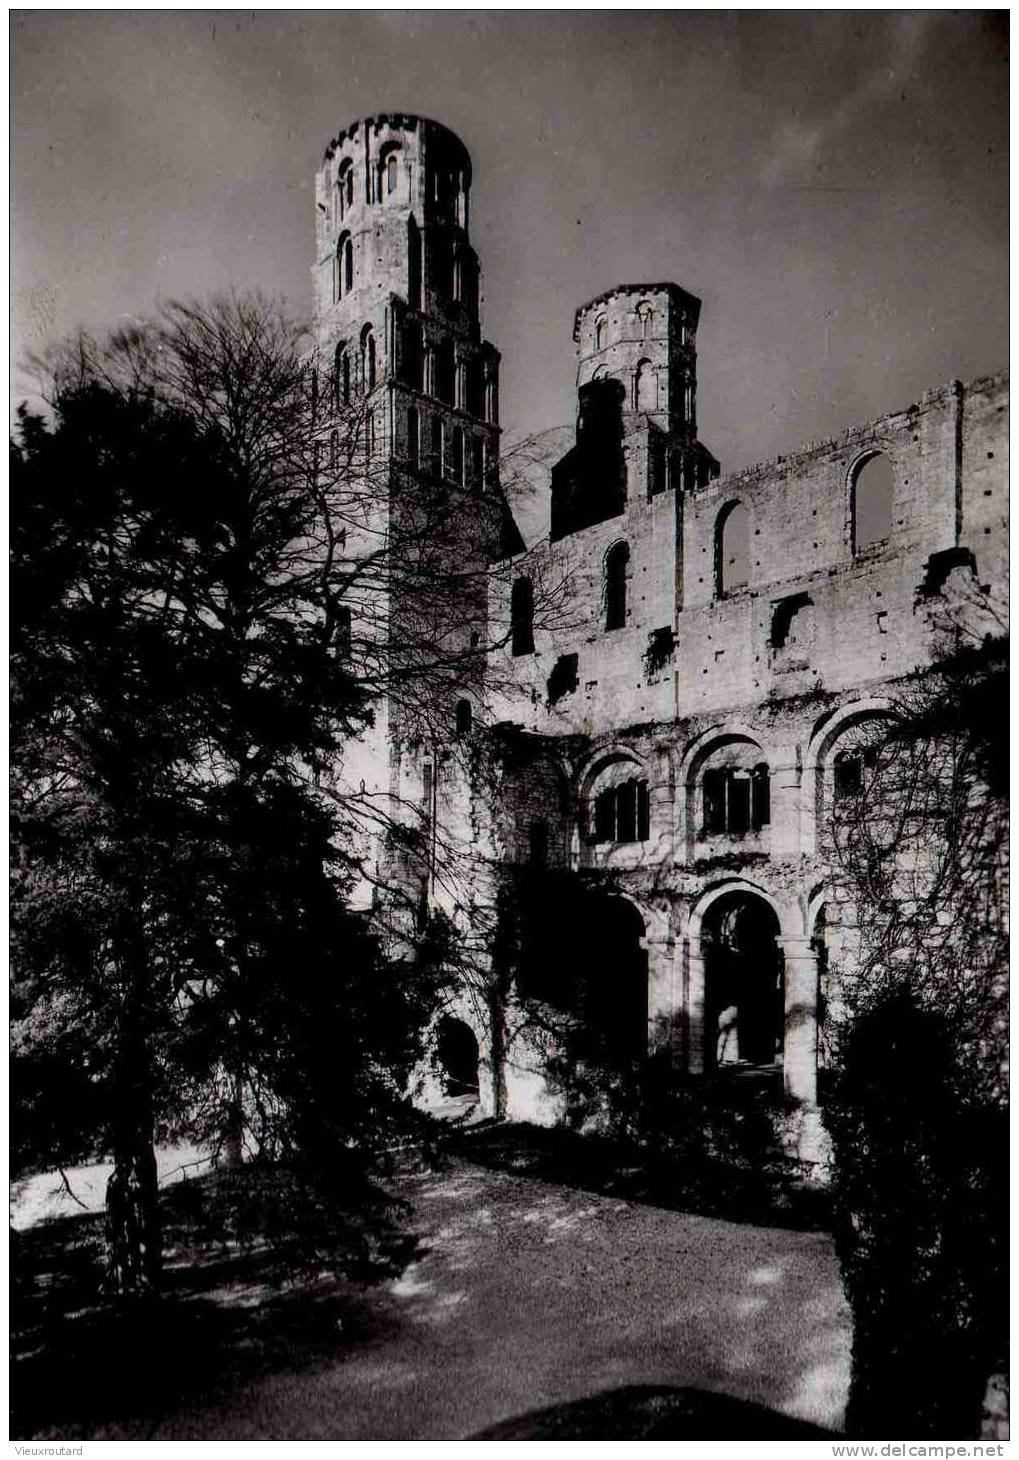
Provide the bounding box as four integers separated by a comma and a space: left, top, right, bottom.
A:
495, 871, 822, 1123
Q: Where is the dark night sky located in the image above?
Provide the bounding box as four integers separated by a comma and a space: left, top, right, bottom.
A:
11, 10, 1008, 470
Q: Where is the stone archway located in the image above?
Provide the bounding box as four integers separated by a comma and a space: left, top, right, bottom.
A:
700, 890, 784, 1072
515, 875, 649, 1068
581, 891, 648, 1065
434, 1016, 481, 1097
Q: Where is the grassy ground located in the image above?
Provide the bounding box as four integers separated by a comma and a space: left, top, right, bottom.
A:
11, 1128, 850, 1441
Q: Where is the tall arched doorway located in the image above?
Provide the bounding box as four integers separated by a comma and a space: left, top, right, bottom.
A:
702, 892, 784, 1070
582, 892, 648, 1065
434, 1016, 480, 1097
515, 874, 648, 1068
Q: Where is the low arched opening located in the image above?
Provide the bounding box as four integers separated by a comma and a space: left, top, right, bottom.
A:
434, 1016, 481, 1097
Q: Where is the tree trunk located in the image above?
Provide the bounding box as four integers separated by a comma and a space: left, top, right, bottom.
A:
105, 999, 161, 1296
221, 1074, 245, 1168
488, 982, 508, 1119
106, 1133, 160, 1297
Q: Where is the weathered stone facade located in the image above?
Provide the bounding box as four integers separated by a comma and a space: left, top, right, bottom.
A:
313, 117, 1008, 1152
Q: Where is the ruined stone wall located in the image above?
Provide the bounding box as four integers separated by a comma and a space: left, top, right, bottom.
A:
959, 371, 1009, 603
490, 370, 1008, 739
310, 118, 1008, 1138
484, 366, 1007, 1136
680, 373, 1007, 716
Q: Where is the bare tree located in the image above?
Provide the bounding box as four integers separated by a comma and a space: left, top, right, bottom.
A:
12, 290, 573, 1290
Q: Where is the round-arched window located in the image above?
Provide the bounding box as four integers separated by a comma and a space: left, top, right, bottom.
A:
604, 541, 630, 630
850, 452, 894, 553
715, 501, 750, 597
635, 359, 657, 413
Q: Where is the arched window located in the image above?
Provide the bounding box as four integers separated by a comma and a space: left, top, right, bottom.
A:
407, 215, 423, 309
604, 541, 630, 631
511, 576, 534, 656
360, 326, 376, 392
452, 250, 462, 303
334, 343, 350, 408
851, 451, 894, 553
466, 357, 484, 417
484, 371, 498, 424
386, 151, 398, 196
454, 698, 472, 736
595, 316, 607, 351
431, 232, 454, 299
400, 320, 424, 391
337, 160, 353, 217
636, 301, 653, 339
334, 233, 353, 301
715, 500, 750, 597
407, 406, 420, 465
832, 740, 880, 799
453, 172, 468, 228
434, 338, 455, 405
593, 777, 651, 844
455, 359, 468, 411
703, 763, 770, 836
451, 426, 465, 484
431, 416, 443, 476
635, 359, 657, 413
833, 748, 864, 798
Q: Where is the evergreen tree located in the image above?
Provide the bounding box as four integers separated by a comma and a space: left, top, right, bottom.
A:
11, 296, 445, 1293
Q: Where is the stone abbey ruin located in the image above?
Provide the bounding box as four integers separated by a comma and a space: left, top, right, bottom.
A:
311, 114, 1008, 1160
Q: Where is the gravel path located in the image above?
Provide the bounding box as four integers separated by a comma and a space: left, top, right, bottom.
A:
144, 1157, 850, 1440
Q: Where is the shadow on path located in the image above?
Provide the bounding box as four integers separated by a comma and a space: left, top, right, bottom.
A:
445, 1120, 832, 1230
13, 1151, 849, 1440
472, 1384, 835, 1440
11, 1178, 422, 1441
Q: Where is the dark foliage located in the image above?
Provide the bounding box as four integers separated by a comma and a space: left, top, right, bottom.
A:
10, 299, 441, 1294
825, 994, 1007, 1438
825, 636, 1008, 1437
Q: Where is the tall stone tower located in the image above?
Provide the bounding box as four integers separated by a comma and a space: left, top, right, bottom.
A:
313, 115, 506, 922
550, 283, 720, 541
574, 282, 700, 440
314, 114, 501, 498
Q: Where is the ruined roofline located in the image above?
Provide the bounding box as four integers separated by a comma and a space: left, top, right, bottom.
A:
698, 367, 1009, 497
322, 114, 469, 164
573, 282, 703, 341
